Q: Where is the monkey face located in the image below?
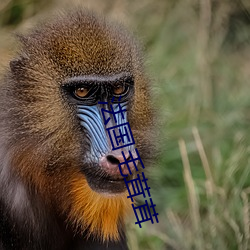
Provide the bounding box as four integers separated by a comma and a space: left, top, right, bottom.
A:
61, 73, 137, 194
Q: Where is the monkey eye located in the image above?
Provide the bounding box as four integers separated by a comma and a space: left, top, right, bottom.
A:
113, 84, 126, 96
74, 87, 89, 98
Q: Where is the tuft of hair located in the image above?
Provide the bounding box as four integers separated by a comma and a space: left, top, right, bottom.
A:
67, 174, 131, 241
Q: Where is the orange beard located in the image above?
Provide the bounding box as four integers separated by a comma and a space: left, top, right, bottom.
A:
11, 144, 131, 242
67, 174, 132, 242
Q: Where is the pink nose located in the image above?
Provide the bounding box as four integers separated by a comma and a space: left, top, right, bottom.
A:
99, 151, 138, 177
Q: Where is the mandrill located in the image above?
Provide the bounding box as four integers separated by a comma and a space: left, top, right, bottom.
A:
0, 9, 153, 250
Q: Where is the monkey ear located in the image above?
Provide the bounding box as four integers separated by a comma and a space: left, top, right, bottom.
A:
10, 58, 22, 73
9, 57, 26, 74
10, 34, 31, 73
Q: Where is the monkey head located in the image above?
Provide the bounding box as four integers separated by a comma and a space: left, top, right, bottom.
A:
0, 10, 154, 242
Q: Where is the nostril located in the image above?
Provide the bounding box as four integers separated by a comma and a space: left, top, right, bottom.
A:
106, 155, 120, 165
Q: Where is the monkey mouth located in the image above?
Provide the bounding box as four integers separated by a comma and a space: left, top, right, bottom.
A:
81, 163, 133, 194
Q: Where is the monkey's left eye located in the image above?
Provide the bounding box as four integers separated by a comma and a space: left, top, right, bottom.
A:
113, 84, 126, 95
74, 87, 89, 98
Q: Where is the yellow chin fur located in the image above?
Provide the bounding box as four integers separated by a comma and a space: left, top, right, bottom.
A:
68, 174, 131, 242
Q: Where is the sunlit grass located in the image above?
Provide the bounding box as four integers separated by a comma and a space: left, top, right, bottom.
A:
128, 1, 250, 249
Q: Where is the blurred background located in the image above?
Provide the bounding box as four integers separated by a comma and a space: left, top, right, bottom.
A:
1, 0, 250, 249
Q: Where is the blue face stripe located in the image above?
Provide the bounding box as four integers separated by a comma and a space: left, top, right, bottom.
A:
78, 106, 109, 160
78, 108, 108, 147
77, 102, 134, 163
78, 112, 107, 151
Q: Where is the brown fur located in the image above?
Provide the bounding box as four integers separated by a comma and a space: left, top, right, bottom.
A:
0, 9, 153, 244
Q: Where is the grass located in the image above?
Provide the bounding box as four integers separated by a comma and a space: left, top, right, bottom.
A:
128, 1, 250, 249
1, 0, 250, 249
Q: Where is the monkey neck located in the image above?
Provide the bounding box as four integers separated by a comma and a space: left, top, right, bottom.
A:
0, 176, 128, 250
0, 147, 128, 250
